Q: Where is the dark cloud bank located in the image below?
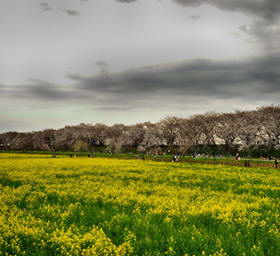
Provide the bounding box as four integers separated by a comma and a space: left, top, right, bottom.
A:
67, 54, 280, 100
2, 54, 279, 110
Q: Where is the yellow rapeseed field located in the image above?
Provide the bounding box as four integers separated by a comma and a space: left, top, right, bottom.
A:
0, 153, 280, 255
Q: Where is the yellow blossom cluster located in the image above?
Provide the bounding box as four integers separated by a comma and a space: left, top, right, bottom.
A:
0, 154, 280, 255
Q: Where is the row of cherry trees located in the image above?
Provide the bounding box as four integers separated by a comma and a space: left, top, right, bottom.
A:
1, 106, 280, 155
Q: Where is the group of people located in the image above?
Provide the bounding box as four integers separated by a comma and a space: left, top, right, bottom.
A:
235, 153, 278, 168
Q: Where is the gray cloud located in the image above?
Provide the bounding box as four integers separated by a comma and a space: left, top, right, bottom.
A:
40, 2, 52, 11
40, 3, 80, 16
115, 0, 280, 22
95, 61, 110, 67
175, 0, 280, 22
190, 14, 201, 20
240, 20, 280, 52
95, 61, 110, 75
3, 79, 88, 101
3, 54, 280, 110
60, 9, 80, 16
114, 0, 280, 54
64, 54, 280, 109
25, 79, 73, 99
2, 54, 280, 114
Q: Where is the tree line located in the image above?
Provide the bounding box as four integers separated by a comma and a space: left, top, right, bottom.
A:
1, 106, 280, 157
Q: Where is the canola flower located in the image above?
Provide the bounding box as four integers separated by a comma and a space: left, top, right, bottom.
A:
0, 154, 280, 255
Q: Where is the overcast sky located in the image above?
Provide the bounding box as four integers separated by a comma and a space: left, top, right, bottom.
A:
1, 0, 280, 132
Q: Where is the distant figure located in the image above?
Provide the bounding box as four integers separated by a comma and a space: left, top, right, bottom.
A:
235, 153, 241, 161
275, 158, 278, 169
172, 155, 177, 162
245, 160, 251, 167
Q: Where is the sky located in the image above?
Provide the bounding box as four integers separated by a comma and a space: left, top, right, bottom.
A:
0, 0, 280, 132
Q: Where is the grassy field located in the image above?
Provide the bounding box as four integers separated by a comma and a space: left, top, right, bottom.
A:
0, 153, 280, 256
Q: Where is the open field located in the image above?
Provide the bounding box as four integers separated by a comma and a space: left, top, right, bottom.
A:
1, 154, 280, 255
1, 151, 278, 169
